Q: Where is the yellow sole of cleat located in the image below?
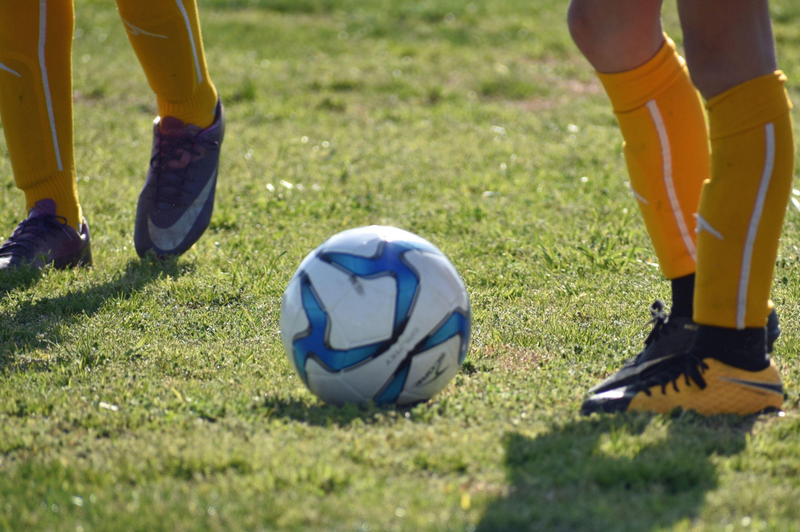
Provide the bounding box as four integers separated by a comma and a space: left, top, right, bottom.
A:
629, 359, 784, 416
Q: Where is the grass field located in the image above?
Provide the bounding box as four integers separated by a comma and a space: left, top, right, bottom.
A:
2, 1, 800, 530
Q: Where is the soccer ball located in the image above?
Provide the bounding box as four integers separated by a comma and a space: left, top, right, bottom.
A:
280, 226, 471, 406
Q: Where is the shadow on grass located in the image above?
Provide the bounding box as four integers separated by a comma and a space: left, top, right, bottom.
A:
261, 395, 426, 427
0, 257, 189, 366
477, 413, 755, 532
0, 264, 41, 297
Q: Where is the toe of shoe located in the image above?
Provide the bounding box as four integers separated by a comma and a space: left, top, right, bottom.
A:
587, 370, 636, 396
580, 387, 637, 415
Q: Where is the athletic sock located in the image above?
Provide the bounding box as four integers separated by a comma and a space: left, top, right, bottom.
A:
694, 72, 794, 331
597, 35, 707, 281
690, 325, 768, 370
670, 273, 694, 318
116, 0, 218, 128
0, 0, 82, 229
669, 275, 775, 323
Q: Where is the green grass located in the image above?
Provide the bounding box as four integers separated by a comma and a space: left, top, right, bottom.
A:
1, 0, 800, 530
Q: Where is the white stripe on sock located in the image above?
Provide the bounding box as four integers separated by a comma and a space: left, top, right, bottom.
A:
646, 100, 697, 263
737, 123, 776, 329
175, 0, 203, 86
39, 0, 62, 171
0, 62, 21, 77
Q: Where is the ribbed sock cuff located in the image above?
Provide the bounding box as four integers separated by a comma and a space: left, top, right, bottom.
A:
597, 35, 686, 113
707, 71, 792, 139
22, 170, 82, 229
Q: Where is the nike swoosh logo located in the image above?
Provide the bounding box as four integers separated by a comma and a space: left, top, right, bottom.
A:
588, 354, 679, 394
123, 20, 168, 39
719, 377, 783, 394
0, 61, 21, 77
633, 355, 677, 373
148, 170, 216, 251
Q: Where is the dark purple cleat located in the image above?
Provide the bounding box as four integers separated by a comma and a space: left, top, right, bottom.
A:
0, 199, 92, 271
135, 99, 224, 258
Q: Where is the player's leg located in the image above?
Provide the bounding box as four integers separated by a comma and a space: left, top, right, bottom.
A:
569, 0, 714, 393
583, 0, 791, 415
568, 0, 664, 74
115, 0, 224, 258
0, 0, 91, 270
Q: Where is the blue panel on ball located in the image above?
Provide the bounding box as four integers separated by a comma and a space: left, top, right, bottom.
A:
293, 276, 387, 382
374, 362, 410, 405
292, 239, 448, 387
323, 240, 427, 331
414, 310, 471, 363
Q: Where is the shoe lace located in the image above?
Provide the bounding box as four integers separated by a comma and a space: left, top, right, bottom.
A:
636, 351, 709, 396
0, 213, 73, 256
627, 300, 674, 365
149, 128, 220, 209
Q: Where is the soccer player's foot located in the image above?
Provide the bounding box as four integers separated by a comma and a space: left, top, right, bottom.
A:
588, 300, 780, 395
134, 99, 225, 258
0, 199, 92, 271
581, 326, 784, 416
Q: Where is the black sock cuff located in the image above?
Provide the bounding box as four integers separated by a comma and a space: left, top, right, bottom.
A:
691, 324, 769, 371
670, 273, 695, 318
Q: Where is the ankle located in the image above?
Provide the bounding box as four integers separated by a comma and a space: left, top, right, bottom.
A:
156, 84, 218, 129
23, 172, 83, 230
690, 324, 769, 371
670, 273, 695, 318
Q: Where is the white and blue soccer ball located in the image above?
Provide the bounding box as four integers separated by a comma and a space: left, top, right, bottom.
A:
280, 226, 471, 406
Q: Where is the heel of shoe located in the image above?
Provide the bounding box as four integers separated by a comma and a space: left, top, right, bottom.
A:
767, 308, 780, 353
77, 242, 93, 268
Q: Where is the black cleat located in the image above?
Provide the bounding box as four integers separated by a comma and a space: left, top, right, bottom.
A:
588, 300, 780, 396
581, 344, 783, 417
0, 199, 92, 271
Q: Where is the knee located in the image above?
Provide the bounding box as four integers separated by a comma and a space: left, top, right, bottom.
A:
679, 2, 777, 98
682, 34, 776, 99
567, 0, 604, 56
567, 0, 664, 72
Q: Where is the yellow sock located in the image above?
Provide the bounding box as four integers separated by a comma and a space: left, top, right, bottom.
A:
0, 0, 82, 229
694, 72, 794, 329
597, 36, 708, 280
116, 0, 218, 128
